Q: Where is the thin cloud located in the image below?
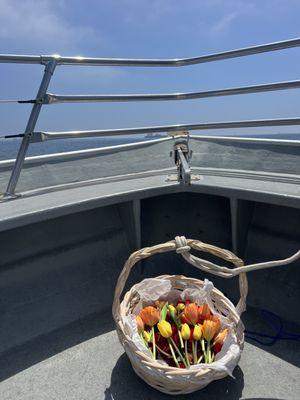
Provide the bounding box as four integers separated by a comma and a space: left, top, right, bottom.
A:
0, 0, 101, 53
209, 12, 238, 36
206, 1, 259, 38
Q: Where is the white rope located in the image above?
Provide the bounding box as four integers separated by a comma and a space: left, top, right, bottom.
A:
175, 235, 300, 278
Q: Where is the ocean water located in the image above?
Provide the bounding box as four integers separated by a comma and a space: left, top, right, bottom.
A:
1, 133, 299, 161
0, 136, 153, 161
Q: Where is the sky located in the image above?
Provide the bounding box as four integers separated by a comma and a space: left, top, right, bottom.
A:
0, 0, 300, 140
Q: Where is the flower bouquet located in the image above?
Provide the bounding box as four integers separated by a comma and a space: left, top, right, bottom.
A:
113, 237, 246, 394
136, 300, 228, 369
113, 237, 299, 394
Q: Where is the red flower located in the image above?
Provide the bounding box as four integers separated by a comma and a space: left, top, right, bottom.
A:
212, 342, 223, 354
181, 313, 188, 324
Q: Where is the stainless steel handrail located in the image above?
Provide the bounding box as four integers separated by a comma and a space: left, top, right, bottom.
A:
0, 37, 299, 66
1, 37, 300, 197
45, 80, 300, 103
5, 60, 57, 196
35, 118, 300, 140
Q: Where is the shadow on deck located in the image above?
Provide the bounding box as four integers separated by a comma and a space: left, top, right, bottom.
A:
0, 306, 298, 399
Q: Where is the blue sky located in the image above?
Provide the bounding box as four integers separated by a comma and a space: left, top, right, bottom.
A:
0, 0, 300, 137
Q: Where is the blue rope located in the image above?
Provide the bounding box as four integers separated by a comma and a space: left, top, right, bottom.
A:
245, 309, 300, 346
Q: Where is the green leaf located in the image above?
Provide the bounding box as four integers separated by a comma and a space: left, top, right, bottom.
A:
160, 302, 169, 321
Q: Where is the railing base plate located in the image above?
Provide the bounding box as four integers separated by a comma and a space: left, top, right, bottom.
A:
165, 174, 201, 183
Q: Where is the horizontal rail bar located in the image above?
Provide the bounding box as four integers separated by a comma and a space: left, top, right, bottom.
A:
1, 38, 300, 66
190, 134, 300, 147
45, 80, 300, 104
34, 118, 300, 141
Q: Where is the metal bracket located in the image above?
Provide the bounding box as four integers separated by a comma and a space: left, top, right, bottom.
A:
171, 137, 192, 186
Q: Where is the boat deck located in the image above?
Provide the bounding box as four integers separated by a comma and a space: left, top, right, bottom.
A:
0, 137, 299, 232
1, 307, 299, 400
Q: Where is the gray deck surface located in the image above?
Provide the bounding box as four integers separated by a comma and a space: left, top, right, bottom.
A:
0, 173, 299, 233
1, 308, 299, 400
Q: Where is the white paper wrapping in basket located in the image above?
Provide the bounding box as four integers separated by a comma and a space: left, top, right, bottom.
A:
122, 277, 241, 377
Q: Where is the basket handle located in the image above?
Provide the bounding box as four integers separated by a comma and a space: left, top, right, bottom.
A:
113, 236, 300, 319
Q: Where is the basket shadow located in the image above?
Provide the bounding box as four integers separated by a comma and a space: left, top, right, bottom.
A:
104, 353, 244, 400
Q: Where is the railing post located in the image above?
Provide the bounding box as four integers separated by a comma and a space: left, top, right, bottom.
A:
4, 58, 57, 197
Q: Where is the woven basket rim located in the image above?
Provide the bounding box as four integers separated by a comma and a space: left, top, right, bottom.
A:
117, 274, 244, 371
120, 273, 239, 319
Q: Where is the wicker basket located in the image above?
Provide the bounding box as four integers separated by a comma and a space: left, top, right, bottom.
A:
113, 236, 248, 395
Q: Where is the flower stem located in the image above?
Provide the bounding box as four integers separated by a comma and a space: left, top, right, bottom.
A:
170, 337, 188, 368
197, 354, 203, 363
193, 341, 198, 364
140, 332, 153, 356
184, 340, 190, 367
140, 332, 148, 347
178, 331, 184, 349
152, 326, 156, 360
206, 340, 211, 363
201, 339, 207, 361
156, 344, 172, 358
168, 339, 179, 367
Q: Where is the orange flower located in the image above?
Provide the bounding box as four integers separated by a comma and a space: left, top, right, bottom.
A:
213, 328, 228, 345
203, 320, 220, 341
182, 303, 198, 325
198, 303, 211, 320
207, 314, 221, 332
136, 315, 144, 333
139, 306, 160, 327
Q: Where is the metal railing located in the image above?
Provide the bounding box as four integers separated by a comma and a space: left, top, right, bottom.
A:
1, 37, 300, 197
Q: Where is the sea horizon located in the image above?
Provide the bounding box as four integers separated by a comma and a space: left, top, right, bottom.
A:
1, 132, 300, 161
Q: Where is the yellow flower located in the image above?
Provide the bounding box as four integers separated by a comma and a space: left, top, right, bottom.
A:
176, 303, 185, 312
143, 330, 151, 343
136, 315, 144, 333
139, 306, 160, 327
203, 320, 219, 342
157, 320, 172, 338
181, 323, 191, 340
193, 324, 203, 341
168, 304, 177, 314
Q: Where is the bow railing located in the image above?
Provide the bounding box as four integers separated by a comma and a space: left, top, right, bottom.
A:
0, 37, 300, 197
